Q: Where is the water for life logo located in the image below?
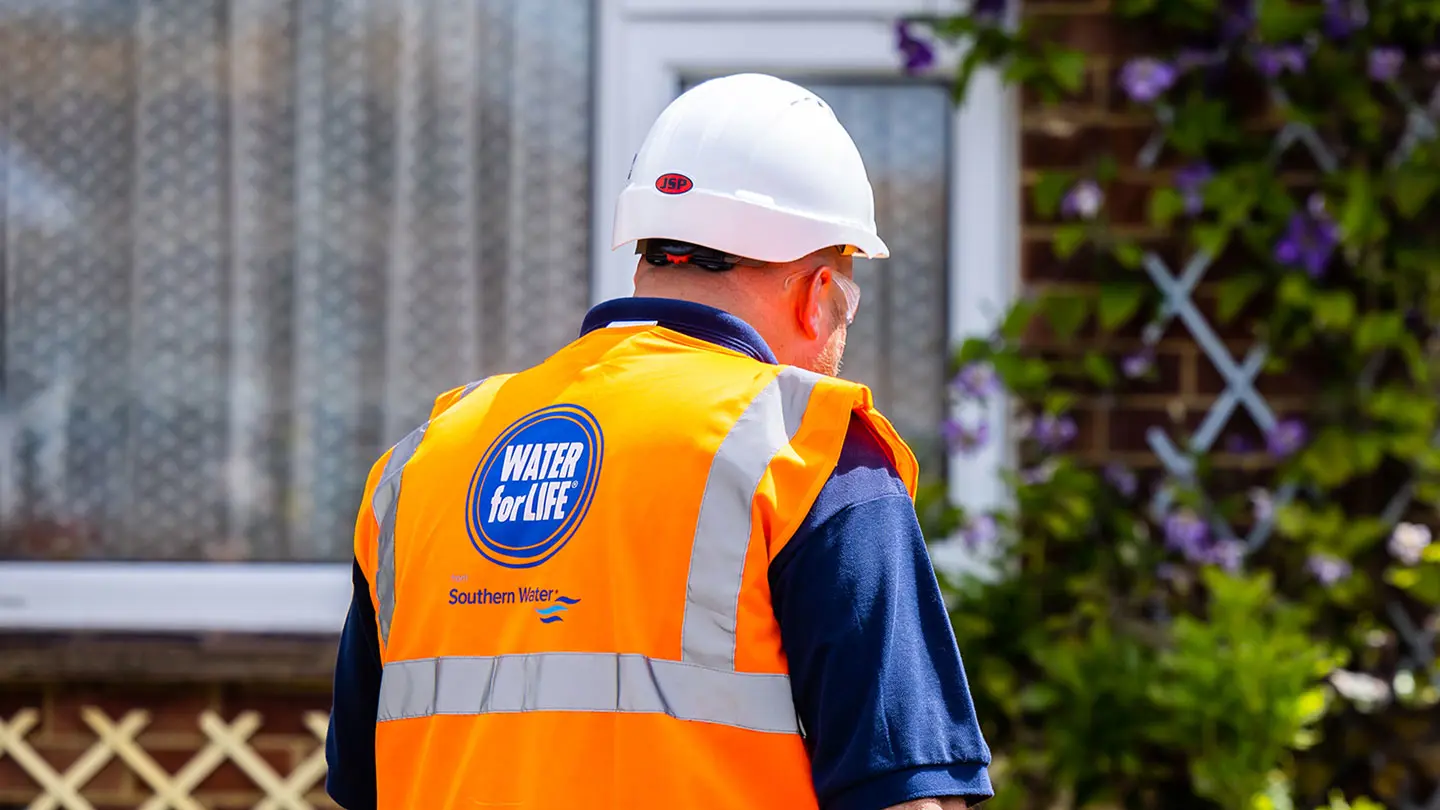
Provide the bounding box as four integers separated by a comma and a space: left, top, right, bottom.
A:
466, 404, 603, 569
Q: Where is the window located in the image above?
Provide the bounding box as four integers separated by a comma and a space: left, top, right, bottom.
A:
0, 0, 594, 631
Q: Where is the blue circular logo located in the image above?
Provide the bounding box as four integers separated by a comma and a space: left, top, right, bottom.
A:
465, 405, 603, 569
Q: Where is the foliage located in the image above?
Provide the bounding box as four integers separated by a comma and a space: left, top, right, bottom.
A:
899, 1, 1440, 807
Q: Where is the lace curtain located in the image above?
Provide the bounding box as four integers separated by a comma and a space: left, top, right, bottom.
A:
0, 0, 593, 561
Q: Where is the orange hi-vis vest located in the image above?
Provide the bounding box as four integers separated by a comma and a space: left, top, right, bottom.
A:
355, 323, 919, 809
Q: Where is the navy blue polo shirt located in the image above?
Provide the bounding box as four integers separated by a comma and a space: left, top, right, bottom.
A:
326, 298, 992, 810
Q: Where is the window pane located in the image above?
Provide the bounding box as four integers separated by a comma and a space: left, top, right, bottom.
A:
0, 0, 594, 562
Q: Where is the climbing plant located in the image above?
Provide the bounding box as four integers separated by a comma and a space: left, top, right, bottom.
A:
902, 1, 1440, 808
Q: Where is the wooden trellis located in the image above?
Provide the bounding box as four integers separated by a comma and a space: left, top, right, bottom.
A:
0, 707, 332, 810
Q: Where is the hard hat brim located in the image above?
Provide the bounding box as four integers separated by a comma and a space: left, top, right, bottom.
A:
612, 186, 889, 264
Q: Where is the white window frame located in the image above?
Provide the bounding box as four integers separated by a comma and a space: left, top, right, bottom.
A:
0, 0, 1018, 633
590, 0, 1019, 570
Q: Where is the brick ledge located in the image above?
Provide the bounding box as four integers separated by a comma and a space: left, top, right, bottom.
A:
0, 632, 338, 684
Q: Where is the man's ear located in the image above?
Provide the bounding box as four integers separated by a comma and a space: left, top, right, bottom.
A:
794, 266, 831, 340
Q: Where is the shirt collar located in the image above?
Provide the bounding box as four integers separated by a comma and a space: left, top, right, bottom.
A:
580, 297, 778, 365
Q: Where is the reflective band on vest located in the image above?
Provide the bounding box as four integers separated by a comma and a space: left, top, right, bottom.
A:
374, 378, 487, 645
681, 367, 819, 669
376, 652, 799, 734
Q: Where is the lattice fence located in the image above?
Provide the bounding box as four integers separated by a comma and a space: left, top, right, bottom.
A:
0, 707, 334, 809
1134, 70, 1440, 810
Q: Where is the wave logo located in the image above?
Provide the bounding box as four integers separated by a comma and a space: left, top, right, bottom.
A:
466, 404, 604, 569
535, 595, 581, 624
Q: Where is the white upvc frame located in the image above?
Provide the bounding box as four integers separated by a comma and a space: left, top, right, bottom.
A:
0, 0, 1018, 633
590, 0, 1019, 570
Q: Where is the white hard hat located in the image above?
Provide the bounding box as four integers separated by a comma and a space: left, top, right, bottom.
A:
612, 73, 889, 264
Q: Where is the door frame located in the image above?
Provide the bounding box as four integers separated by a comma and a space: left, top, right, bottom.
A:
590, 0, 1020, 556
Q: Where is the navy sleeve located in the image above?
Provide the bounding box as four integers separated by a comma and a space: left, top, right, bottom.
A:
326, 560, 382, 810
770, 416, 993, 810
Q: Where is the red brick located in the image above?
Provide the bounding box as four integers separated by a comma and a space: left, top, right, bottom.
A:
0, 687, 44, 720
25, 744, 131, 791
219, 687, 331, 736
1108, 404, 1208, 453
0, 750, 39, 792
1023, 123, 1156, 170
195, 754, 289, 794
48, 685, 215, 737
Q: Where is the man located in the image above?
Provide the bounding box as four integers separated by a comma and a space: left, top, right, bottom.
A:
326, 73, 992, 809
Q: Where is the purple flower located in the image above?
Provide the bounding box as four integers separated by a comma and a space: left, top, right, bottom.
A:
1164, 509, 1210, 562
1061, 180, 1103, 220
1119, 58, 1178, 103
1249, 487, 1274, 523
1175, 49, 1221, 73
1225, 434, 1254, 453
951, 363, 999, 400
961, 514, 1000, 550
1208, 539, 1246, 572
1322, 0, 1367, 39
1265, 418, 1308, 458
1254, 45, 1307, 79
1031, 413, 1078, 451
942, 418, 989, 455
1122, 348, 1154, 379
1389, 522, 1431, 566
896, 21, 935, 75
971, 0, 1006, 23
1273, 203, 1338, 278
1307, 553, 1353, 585
1369, 48, 1404, 82
1175, 163, 1213, 215
1104, 463, 1138, 498
1219, 0, 1254, 40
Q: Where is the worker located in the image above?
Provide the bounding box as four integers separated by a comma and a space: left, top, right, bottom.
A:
325, 73, 992, 810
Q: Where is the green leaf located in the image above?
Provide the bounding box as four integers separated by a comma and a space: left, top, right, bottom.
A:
1354, 311, 1407, 353
1054, 224, 1089, 259
1300, 428, 1358, 489
1276, 274, 1313, 308
1046, 47, 1087, 96
1083, 351, 1117, 388
1339, 169, 1380, 247
1040, 290, 1091, 341
1256, 0, 1322, 42
1192, 223, 1231, 256
1097, 281, 1146, 332
1312, 290, 1357, 332
1216, 275, 1265, 323
1112, 240, 1145, 269
999, 298, 1040, 342
1149, 187, 1187, 228
1274, 502, 1311, 540
1393, 169, 1440, 219
1033, 172, 1074, 218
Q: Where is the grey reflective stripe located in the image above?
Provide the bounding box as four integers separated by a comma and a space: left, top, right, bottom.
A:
373, 423, 429, 645
377, 652, 799, 734
680, 367, 821, 669
372, 378, 489, 644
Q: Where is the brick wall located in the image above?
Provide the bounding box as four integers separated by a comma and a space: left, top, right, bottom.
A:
0, 635, 342, 805
1022, 0, 1276, 491
0, 683, 336, 808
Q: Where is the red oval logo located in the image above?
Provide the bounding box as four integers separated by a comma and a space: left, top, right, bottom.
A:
655, 173, 693, 195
